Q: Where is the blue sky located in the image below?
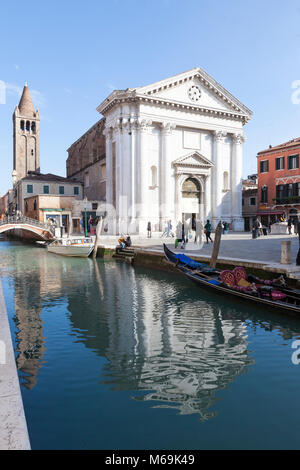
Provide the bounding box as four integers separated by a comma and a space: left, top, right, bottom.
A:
1, 0, 300, 195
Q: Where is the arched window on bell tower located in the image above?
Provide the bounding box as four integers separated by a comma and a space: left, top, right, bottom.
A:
31, 122, 36, 134
20, 120, 25, 131
26, 121, 30, 132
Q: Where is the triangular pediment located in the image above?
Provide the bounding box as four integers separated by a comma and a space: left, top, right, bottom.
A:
173, 151, 214, 168
134, 67, 252, 116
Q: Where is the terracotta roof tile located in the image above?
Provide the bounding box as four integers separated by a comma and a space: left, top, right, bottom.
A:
258, 138, 300, 155
22, 172, 83, 184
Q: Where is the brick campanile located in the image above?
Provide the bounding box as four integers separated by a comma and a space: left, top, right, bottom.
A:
12, 82, 40, 184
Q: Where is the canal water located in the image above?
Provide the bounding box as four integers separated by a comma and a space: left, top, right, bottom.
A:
1, 240, 300, 450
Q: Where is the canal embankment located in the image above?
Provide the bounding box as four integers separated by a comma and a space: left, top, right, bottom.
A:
95, 232, 300, 286
0, 281, 30, 450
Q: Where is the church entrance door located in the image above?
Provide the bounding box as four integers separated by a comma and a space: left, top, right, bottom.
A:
181, 177, 200, 225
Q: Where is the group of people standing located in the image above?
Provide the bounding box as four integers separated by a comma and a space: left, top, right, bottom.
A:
147, 218, 230, 248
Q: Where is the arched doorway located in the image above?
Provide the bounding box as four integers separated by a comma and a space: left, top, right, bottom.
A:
181, 177, 201, 229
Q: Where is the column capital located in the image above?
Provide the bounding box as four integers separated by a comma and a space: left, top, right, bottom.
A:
137, 118, 152, 132
160, 121, 176, 134
122, 118, 131, 132
232, 133, 245, 144
161, 121, 176, 134
213, 130, 227, 142
103, 126, 113, 140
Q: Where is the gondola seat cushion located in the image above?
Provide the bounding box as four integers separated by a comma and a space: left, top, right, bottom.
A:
233, 266, 248, 284
220, 270, 236, 286
271, 291, 287, 300
220, 269, 257, 293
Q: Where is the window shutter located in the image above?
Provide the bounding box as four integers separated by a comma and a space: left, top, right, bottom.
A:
296, 155, 299, 168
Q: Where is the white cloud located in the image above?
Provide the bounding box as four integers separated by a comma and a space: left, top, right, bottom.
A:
107, 83, 117, 92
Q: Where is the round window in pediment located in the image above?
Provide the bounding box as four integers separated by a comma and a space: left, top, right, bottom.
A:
188, 85, 201, 102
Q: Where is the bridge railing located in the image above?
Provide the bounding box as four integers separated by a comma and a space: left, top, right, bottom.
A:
0, 216, 55, 234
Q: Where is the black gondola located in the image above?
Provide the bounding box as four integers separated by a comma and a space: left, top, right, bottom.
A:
163, 244, 300, 317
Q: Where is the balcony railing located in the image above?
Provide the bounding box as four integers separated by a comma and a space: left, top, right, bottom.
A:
273, 196, 300, 205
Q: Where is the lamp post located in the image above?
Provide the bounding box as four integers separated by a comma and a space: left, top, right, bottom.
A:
84, 197, 88, 237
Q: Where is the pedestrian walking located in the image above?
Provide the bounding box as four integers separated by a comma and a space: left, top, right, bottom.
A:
294, 217, 299, 235
184, 219, 190, 244
181, 221, 185, 244
167, 220, 174, 237
204, 220, 213, 244
288, 217, 292, 235
147, 221, 152, 238
194, 219, 203, 245
253, 218, 260, 239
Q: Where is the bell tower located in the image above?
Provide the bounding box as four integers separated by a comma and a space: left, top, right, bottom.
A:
13, 82, 40, 183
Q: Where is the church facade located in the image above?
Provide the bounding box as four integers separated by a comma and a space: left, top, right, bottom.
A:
68, 67, 253, 234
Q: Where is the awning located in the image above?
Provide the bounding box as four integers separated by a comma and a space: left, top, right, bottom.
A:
41, 208, 71, 212
41, 208, 63, 212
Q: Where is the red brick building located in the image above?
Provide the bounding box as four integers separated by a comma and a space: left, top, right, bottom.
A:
257, 137, 300, 226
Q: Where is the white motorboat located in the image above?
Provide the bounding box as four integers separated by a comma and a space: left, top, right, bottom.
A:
47, 237, 94, 257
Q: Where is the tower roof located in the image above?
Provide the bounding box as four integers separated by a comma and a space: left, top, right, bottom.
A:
18, 83, 35, 116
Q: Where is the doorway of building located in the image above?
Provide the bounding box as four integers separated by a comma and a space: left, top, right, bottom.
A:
181, 177, 200, 228
62, 214, 69, 235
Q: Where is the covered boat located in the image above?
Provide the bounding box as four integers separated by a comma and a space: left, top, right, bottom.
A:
163, 244, 300, 316
47, 237, 94, 257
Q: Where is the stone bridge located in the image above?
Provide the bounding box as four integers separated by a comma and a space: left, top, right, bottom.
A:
0, 216, 55, 241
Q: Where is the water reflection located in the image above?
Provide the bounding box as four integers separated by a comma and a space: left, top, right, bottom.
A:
76, 263, 253, 420
2, 242, 300, 420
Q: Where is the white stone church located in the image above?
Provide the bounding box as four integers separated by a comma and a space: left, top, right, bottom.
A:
68, 67, 253, 235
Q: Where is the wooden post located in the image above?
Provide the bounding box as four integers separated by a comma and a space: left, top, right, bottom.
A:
209, 220, 222, 268
93, 216, 103, 259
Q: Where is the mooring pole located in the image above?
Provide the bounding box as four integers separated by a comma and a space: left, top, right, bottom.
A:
210, 220, 222, 269
93, 216, 103, 259
281, 240, 291, 264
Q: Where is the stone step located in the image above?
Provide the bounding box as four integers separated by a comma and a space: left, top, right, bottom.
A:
112, 254, 134, 264
115, 250, 135, 257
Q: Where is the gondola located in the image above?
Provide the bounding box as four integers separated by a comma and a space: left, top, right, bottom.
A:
163, 244, 300, 316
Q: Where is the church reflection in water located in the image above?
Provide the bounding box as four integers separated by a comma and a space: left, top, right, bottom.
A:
67, 261, 254, 420
8, 246, 298, 420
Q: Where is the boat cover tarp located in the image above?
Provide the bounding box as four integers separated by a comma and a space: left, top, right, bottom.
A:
172, 253, 206, 269
172, 253, 216, 272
